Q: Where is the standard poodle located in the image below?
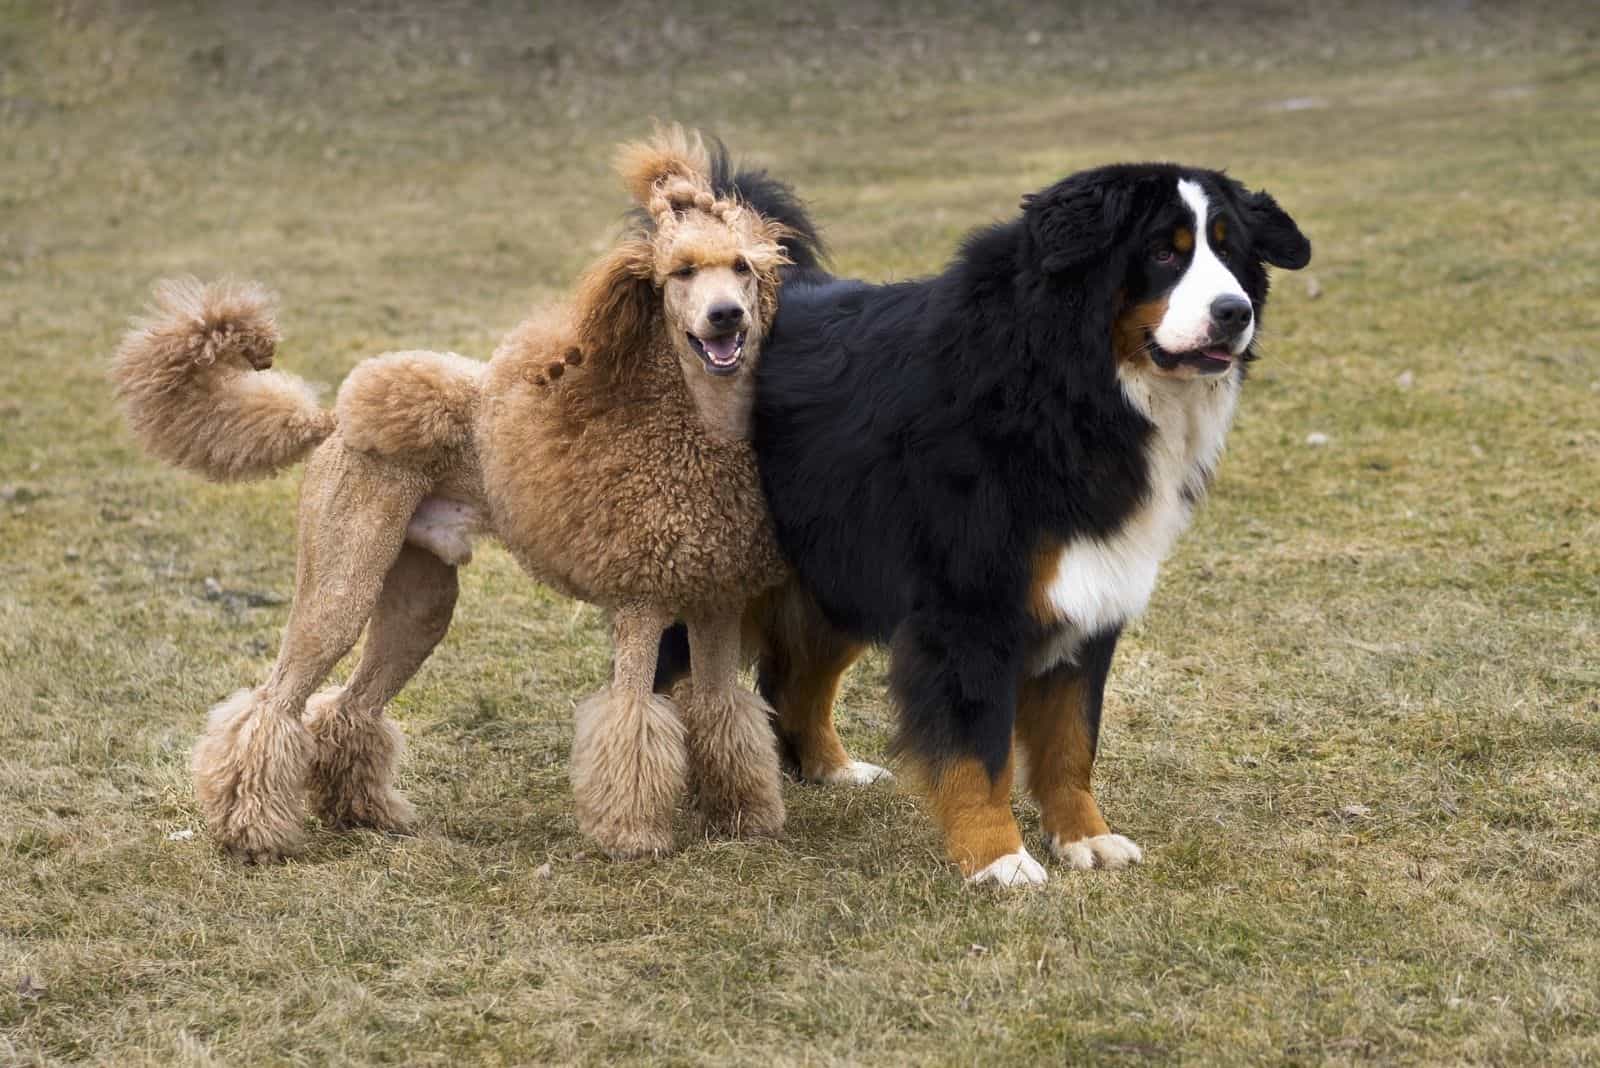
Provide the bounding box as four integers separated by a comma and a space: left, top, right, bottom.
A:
111, 127, 823, 863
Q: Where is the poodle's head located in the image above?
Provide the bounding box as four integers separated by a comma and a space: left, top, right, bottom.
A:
615, 126, 791, 386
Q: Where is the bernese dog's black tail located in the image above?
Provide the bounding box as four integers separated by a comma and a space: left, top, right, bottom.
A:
708, 138, 827, 274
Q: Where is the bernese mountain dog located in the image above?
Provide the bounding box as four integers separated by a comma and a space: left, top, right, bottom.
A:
665, 160, 1310, 886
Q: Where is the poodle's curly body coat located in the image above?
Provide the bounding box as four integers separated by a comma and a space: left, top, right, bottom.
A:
477, 324, 785, 610
113, 130, 803, 862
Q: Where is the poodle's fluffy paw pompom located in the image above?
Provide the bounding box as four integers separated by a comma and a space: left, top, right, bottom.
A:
679, 684, 786, 840
571, 687, 688, 859
302, 688, 417, 834
192, 688, 315, 863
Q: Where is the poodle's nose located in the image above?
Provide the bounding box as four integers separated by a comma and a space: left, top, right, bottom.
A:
706, 303, 746, 331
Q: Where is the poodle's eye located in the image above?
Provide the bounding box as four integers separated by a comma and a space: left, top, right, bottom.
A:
671, 264, 697, 280
1151, 246, 1177, 267
733, 258, 751, 275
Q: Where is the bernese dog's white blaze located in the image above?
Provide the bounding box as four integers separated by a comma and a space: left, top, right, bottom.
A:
1049, 832, 1144, 870
1037, 361, 1239, 661
1154, 179, 1255, 357
968, 848, 1049, 887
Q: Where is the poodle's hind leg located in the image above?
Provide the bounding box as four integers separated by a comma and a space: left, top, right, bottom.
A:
304, 543, 459, 833
571, 604, 688, 859
681, 609, 785, 840
192, 445, 426, 863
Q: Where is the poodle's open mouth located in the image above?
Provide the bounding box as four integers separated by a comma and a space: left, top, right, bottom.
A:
687, 331, 747, 376
1148, 336, 1235, 375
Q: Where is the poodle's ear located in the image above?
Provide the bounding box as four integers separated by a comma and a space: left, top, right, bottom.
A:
745, 217, 794, 332
1023, 171, 1151, 274
1242, 188, 1311, 270
615, 124, 713, 207
572, 237, 658, 363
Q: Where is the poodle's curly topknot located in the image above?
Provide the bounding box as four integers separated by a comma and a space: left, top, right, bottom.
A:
615, 123, 714, 209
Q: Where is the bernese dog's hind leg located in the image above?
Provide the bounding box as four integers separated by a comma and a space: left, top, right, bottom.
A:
680, 608, 786, 839
892, 608, 1043, 886
304, 543, 459, 833
1015, 631, 1143, 871
572, 604, 688, 859
754, 584, 891, 786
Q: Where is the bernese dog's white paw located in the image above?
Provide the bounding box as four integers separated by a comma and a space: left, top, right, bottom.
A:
968, 848, 1048, 887
819, 760, 894, 786
1049, 833, 1143, 871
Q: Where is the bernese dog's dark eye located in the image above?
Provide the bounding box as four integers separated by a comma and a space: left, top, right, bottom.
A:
1151, 247, 1177, 266
733, 258, 751, 275
1215, 246, 1231, 263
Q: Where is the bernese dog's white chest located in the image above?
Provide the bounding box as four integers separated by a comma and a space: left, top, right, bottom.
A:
1033, 368, 1239, 664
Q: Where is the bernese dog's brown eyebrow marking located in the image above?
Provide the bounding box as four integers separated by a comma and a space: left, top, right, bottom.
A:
1211, 218, 1227, 245
1173, 227, 1195, 253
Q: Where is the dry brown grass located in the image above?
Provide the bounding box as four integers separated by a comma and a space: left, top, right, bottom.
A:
3, 1, 1598, 1064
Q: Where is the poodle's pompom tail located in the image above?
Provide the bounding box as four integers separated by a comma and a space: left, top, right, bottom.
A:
615, 123, 713, 207
111, 278, 336, 482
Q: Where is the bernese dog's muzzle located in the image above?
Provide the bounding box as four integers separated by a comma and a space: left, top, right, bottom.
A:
1151, 295, 1254, 375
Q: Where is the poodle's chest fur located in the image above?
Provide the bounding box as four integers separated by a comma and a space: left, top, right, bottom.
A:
472, 331, 786, 612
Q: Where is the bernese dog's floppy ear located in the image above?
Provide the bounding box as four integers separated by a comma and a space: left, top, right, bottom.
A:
1022, 172, 1134, 274
1243, 189, 1312, 270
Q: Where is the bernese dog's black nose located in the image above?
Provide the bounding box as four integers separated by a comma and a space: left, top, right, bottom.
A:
1209, 295, 1253, 338
707, 303, 746, 330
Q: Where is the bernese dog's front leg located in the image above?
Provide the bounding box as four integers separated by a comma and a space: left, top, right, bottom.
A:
1015, 630, 1143, 871
891, 608, 1044, 886
926, 754, 1046, 886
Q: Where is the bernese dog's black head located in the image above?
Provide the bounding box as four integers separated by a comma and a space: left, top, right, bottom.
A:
1022, 163, 1311, 380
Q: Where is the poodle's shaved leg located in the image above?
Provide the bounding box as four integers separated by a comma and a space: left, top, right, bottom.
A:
305, 543, 458, 833
192, 446, 426, 863
572, 604, 688, 859
682, 609, 785, 839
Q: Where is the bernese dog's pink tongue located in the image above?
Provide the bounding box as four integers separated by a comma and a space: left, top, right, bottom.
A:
701, 334, 740, 363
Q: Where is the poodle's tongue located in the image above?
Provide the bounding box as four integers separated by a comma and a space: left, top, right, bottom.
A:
700, 334, 740, 365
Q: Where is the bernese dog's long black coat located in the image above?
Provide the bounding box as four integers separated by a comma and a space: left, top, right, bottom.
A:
672, 160, 1309, 884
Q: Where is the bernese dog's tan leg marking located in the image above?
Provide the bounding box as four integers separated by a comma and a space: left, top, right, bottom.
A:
1016, 670, 1142, 871
924, 755, 1043, 885
758, 588, 891, 785
772, 642, 892, 784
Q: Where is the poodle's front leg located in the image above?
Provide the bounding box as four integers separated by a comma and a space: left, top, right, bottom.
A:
571, 603, 688, 859
680, 608, 785, 839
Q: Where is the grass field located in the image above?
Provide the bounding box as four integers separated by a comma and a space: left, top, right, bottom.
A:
3, 1, 1598, 1063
